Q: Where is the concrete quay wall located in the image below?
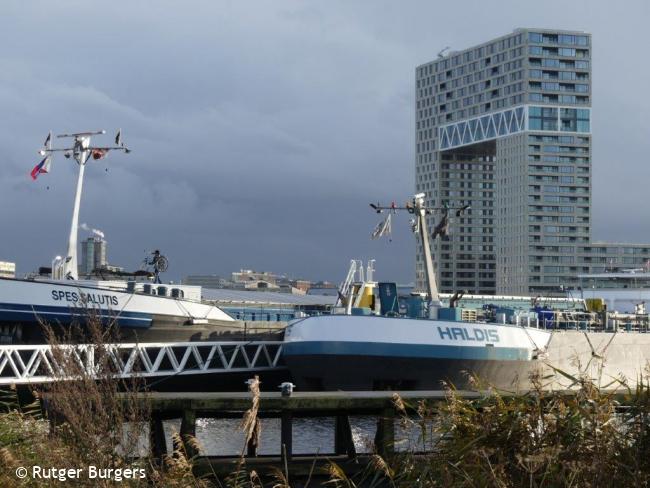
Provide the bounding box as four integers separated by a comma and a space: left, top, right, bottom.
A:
541, 330, 650, 389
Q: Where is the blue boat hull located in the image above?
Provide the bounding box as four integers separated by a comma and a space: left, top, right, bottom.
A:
284, 352, 539, 390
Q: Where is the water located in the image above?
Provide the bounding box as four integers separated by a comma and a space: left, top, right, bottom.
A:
160, 416, 437, 456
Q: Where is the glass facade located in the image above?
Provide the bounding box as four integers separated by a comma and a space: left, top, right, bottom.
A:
440, 105, 590, 150
529, 106, 558, 131
560, 108, 590, 132
528, 32, 589, 46
529, 106, 590, 133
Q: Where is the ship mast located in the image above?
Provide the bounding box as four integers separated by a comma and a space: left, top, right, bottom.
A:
413, 193, 440, 306
38, 130, 130, 280
370, 193, 469, 317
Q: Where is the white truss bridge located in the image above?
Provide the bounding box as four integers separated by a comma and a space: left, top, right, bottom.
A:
0, 341, 285, 385
439, 105, 526, 150
438, 104, 591, 151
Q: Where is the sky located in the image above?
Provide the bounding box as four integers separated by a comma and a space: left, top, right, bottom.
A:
1, 0, 649, 284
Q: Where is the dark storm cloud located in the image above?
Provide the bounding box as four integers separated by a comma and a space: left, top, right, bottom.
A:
1, 0, 649, 283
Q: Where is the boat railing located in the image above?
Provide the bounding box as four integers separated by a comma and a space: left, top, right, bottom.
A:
536, 309, 650, 333
538, 311, 599, 331
606, 313, 650, 333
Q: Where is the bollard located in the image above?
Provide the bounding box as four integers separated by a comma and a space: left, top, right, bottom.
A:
279, 382, 295, 397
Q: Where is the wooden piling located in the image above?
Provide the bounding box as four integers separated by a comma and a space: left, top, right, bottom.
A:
374, 407, 395, 456
281, 409, 293, 463
180, 408, 198, 458
149, 412, 167, 461
334, 414, 356, 459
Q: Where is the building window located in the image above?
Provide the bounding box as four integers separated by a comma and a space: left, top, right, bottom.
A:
529, 106, 558, 131
559, 108, 590, 132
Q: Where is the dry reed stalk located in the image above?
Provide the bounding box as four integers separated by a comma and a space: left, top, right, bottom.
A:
239, 376, 261, 455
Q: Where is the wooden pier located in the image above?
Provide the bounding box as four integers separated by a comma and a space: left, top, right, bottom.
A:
139, 390, 470, 478
124, 388, 629, 480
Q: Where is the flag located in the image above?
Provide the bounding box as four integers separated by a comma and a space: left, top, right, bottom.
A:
30, 156, 51, 180
92, 149, 107, 160
371, 214, 392, 239
431, 213, 449, 239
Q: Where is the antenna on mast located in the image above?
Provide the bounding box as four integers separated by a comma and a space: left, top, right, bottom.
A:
369, 194, 470, 318
37, 129, 131, 280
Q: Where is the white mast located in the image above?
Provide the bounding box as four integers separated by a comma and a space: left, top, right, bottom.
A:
38, 130, 130, 280
413, 193, 441, 308
63, 135, 90, 279
369, 194, 469, 317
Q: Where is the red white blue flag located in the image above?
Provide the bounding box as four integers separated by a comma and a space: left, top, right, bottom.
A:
30, 156, 51, 180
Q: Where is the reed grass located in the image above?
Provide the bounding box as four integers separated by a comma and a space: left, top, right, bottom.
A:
356, 372, 650, 487
4, 314, 650, 486
0, 315, 211, 487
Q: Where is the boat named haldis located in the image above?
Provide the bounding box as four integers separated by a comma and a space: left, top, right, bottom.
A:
283, 194, 552, 390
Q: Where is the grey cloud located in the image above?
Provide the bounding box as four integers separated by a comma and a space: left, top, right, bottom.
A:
1, 0, 649, 285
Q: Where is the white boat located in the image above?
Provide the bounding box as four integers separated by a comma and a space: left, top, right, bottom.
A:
0, 276, 235, 343
284, 314, 550, 390
282, 193, 552, 390
0, 130, 237, 345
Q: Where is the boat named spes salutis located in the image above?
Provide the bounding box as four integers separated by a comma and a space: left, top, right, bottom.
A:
0, 276, 236, 344
1, 129, 246, 346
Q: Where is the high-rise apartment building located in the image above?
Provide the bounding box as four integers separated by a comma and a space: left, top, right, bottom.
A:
416, 28, 594, 295
0, 261, 15, 279
80, 237, 107, 275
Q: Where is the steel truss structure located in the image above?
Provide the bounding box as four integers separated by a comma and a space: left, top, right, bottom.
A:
438, 104, 591, 151
439, 105, 526, 150
0, 341, 285, 385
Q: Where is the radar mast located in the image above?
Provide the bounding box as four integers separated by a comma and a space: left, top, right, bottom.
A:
37, 129, 130, 279
369, 193, 470, 317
